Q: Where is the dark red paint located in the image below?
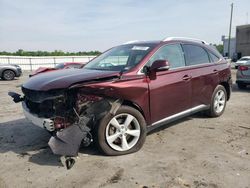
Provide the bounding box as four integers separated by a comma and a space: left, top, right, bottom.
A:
22, 40, 232, 126
29, 62, 84, 77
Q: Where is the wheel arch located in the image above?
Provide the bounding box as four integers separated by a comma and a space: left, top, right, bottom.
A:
219, 82, 231, 101
122, 100, 146, 120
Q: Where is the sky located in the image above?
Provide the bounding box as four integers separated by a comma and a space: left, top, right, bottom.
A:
0, 0, 250, 52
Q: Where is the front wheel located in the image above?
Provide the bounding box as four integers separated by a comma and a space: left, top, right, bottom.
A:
206, 85, 227, 117
95, 105, 146, 156
2, 70, 15, 80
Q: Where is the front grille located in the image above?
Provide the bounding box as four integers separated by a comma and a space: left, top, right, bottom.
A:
22, 87, 67, 118
25, 99, 55, 118
22, 88, 42, 102
22, 87, 64, 103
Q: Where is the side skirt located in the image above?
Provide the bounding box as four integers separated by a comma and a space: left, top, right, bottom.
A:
147, 104, 209, 132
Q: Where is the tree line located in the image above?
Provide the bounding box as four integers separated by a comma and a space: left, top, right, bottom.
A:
0, 49, 101, 56
213, 44, 223, 54
0, 45, 224, 57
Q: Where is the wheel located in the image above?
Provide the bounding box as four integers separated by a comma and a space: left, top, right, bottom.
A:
2, 70, 15, 80
206, 85, 227, 117
95, 105, 147, 156
237, 83, 246, 89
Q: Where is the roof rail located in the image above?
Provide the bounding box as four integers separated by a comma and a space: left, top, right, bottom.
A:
163, 37, 208, 44
123, 40, 140, 44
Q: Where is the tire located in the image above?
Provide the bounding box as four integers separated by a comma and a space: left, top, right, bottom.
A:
2, 70, 15, 80
237, 83, 246, 89
95, 105, 147, 156
206, 85, 227, 117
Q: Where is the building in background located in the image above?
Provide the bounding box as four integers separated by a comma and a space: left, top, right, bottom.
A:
236, 24, 250, 59
221, 36, 236, 59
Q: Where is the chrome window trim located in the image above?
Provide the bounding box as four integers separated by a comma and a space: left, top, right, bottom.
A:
137, 60, 222, 75
137, 41, 223, 75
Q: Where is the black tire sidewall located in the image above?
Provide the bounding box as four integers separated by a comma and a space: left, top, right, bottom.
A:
96, 105, 147, 156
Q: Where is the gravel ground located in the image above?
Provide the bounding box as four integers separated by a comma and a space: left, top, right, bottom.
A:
0, 70, 249, 188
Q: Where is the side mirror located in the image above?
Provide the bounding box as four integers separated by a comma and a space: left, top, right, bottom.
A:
150, 60, 170, 72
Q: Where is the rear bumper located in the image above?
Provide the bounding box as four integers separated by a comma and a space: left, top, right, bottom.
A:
236, 79, 250, 85
22, 102, 55, 131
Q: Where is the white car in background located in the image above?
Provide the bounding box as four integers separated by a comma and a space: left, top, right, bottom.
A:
235, 56, 250, 69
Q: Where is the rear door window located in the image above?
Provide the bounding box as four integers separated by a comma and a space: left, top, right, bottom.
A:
182, 44, 210, 66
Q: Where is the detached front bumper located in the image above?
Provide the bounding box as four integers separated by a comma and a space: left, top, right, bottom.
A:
22, 102, 55, 131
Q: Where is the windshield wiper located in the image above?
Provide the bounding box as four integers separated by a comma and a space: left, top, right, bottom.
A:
119, 66, 131, 75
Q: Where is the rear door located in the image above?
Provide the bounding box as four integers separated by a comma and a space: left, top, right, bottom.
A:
182, 44, 219, 107
147, 43, 192, 124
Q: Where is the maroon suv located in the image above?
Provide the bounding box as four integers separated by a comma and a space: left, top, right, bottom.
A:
10, 37, 232, 159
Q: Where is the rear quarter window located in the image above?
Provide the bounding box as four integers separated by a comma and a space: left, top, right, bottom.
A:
182, 44, 210, 66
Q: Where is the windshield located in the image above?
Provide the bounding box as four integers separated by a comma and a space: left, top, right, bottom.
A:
84, 44, 157, 71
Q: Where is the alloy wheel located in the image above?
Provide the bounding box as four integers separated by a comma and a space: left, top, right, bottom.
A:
3, 70, 15, 80
105, 113, 141, 151
214, 89, 226, 114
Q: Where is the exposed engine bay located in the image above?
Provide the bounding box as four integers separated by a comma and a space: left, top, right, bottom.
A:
9, 87, 122, 169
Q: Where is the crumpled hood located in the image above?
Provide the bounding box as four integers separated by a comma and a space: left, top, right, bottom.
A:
23, 68, 120, 91
30, 67, 57, 76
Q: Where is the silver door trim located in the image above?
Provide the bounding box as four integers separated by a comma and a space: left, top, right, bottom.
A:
150, 104, 208, 127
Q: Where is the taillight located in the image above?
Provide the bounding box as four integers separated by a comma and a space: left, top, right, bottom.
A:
239, 66, 249, 71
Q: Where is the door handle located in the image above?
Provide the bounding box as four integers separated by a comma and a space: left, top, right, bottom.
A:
213, 69, 219, 74
182, 75, 192, 81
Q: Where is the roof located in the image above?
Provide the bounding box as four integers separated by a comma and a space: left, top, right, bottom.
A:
123, 37, 209, 46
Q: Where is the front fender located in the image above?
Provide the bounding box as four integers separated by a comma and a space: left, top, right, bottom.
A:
70, 75, 151, 125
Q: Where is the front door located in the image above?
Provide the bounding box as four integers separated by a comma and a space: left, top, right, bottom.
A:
146, 44, 192, 124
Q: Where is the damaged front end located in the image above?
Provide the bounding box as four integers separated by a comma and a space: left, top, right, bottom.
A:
9, 86, 122, 169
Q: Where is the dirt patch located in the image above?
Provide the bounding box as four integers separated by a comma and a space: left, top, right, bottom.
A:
100, 168, 124, 187
0, 177, 7, 188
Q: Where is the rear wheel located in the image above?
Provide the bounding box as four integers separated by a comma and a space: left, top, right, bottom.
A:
237, 83, 247, 89
2, 70, 15, 80
95, 105, 146, 156
206, 85, 227, 117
